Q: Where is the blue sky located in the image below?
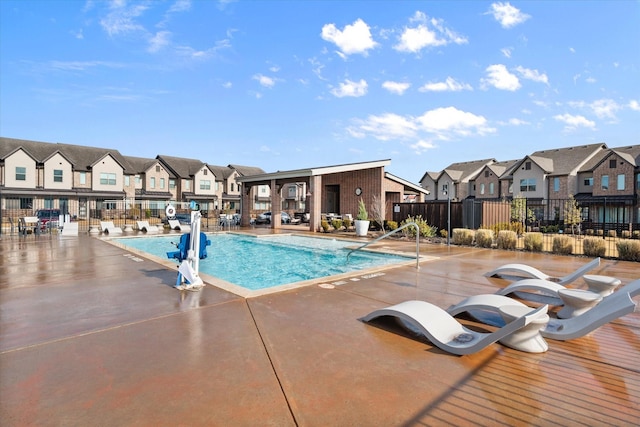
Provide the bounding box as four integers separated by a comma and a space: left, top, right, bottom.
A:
1, 1, 638, 182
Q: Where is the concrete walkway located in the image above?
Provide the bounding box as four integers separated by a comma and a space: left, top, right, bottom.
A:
1, 232, 639, 426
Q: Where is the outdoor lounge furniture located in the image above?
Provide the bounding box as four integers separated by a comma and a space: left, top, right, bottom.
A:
361, 300, 549, 355
99, 221, 123, 235
447, 287, 638, 341
485, 257, 600, 285
137, 221, 159, 233
168, 219, 190, 232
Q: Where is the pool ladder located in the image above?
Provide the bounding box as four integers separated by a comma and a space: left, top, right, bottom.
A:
346, 222, 420, 269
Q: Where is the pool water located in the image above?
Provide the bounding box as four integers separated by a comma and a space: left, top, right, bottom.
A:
115, 234, 409, 291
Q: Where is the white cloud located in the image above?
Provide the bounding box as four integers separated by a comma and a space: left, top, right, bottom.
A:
590, 99, 621, 120
501, 47, 512, 58
481, 64, 521, 91
253, 74, 277, 88
330, 79, 368, 97
488, 2, 530, 29
382, 81, 410, 95
100, 1, 149, 36
168, 0, 191, 13
417, 106, 495, 138
394, 11, 467, 53
411, 140, 437, 154
148, 31, 171, 53
554, 113, 596, 131
514, 66, 548, 84
354, 113, 418, 140
321, 19, 377, 56
498, 118, 530, 126
629, 100, 640, 111
419, 77, 472, 92
222, 81, 232, 89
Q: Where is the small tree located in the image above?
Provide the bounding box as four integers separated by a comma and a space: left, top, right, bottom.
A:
370, 194, 386, 231
511, 195, 535, 232
563, 195, 581, 235
356, 199, 368, 220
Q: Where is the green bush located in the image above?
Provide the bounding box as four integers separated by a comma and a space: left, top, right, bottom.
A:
552, 236, 573, 255
331, 219, 343, 231
320, 220, 330, 232
440, 229, 448, 239
400, 215, 437, 238
343, 218, 352, 229
583, 237, 606, 257
616, 241, 640, 262
475, 229, 494, 248
634, 230, 640, 239
524, 232, 543, 252
452, 228, 475, 245
496, 230, 517, 250
386, 220, 398, 231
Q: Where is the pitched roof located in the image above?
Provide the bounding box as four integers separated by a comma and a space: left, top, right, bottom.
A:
124, 156, 164, 175
1, 137, 133, 173
517, 143, 606, 176
441, 158, 496, 182
156, 155, 207, 178
228, 164, 266, 177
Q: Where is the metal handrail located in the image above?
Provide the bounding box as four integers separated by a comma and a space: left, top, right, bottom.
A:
346, 222, 420, 269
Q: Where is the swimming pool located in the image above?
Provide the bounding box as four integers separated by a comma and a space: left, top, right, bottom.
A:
113, 233, 412, 292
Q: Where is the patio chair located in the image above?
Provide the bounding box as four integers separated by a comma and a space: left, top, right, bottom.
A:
137, 220, 159, 233
361, 300, 548, 355
446, 285, 638, 341
485, 257, 600, 285
100, 221, 123, 235
168, 219, 190, 232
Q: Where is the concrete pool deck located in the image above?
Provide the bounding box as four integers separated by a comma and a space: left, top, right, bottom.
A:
1, 231, 639, 426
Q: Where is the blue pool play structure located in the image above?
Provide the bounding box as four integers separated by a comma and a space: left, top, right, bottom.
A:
166, 205, 211, 290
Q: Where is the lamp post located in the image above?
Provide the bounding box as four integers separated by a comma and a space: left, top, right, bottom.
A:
443, 189, 450, 246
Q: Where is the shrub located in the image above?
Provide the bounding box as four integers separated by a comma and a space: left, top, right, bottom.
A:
343, 218, 352, 229
524, 232, 543, 252
475, 229, 494, 248
583, 237, 606, 257
552, 236, 573, 255
320, 220, 330, 232
496, 230, 517, 250
386, 220, 398, 231
616, 241, 640, 262
357, 199, 368, 220
440, 229, 448, 239
586, 229, 594, 236
634, 230, 640, 239
621, 230, 631, 239
400, 215, 437, 238
452, 228, 475, 245
331, 219, 343, 231
596, 229, 604, 236
607, 230, 617, 238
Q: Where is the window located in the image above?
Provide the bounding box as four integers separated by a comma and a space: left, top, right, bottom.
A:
184, 180, 190, 190
150, 177, 156, 189
156, 165, 160, 172
525, 161, 531, 170
200, 180, 211, 190
231, 183, 235, 192
100, 172, 116, 185
617, 174, 625, 191
79, 172, 86, 185
124, 176, 130, 186
160, 178, 165, 189
442, 184, 448, 193
169, 179, 176, 189
609, 159, 616, 169
584, 177, 593, 186
135, 175, 142, 185
480, 183, 485, 195
203, 169, 208, 175
53, 169, 63, 183
553, 177, 560, 192
519, 178, 536, 192
508, 182, 513, 193
489, 182, 494, 195
637, 174, 640, 190
601, 175, 609, 190
484, 170, 489, 177
16, 166, 26, 181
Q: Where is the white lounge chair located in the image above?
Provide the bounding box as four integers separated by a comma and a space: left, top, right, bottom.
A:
447, 285, 638, 341
485, 257, 600, 285
168, 219, 190, 232
361, 300, 548, 355
100, 221, 123, 235
137, 221, 159, 233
